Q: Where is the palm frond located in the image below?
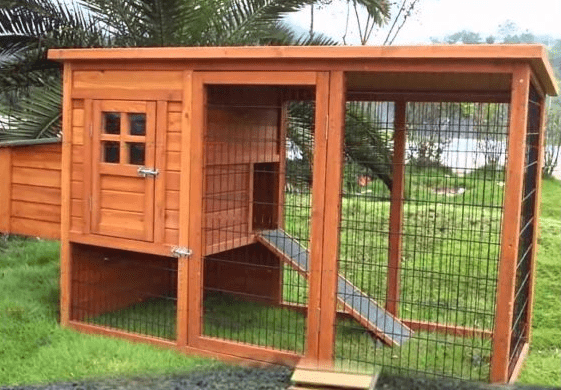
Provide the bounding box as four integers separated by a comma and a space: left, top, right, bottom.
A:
0, 77, 62, 140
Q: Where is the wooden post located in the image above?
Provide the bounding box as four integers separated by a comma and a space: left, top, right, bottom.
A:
386, 100, 407, 317
318, 71, 346, 365
0, 147, 12, 233
60, 62, 73, 326
304, 72, 330, 366
187, 72, 205, 347
490, 64, 531, 383
177, 70, 193, 347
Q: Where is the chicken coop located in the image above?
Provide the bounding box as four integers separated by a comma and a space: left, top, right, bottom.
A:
1, 45, 556, 383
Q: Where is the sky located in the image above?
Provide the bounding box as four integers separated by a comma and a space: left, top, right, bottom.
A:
285, 0, 561, 45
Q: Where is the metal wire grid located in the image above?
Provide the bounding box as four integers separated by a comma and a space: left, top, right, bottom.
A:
201, 86, 314, 353
509, 86, 541, 375
335, 101, 509, 380
71, 244, 178, 340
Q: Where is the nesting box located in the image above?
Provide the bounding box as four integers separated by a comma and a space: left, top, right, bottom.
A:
0, 45, 557, 383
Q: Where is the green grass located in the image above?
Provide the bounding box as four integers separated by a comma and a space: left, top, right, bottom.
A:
0, 237, 216, 386
0, 175, 559, 386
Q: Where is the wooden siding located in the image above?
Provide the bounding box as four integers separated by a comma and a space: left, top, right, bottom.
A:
0, 143, 62, 239
164, 102, 182, 245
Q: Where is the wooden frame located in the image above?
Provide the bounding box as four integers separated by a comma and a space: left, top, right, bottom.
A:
15, 45, 551, 384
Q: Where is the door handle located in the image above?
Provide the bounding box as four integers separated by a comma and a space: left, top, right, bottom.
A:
137, 166, 159, 177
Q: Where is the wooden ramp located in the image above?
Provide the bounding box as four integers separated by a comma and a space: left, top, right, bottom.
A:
289, 367, 379, 390
257, 229, 412, 347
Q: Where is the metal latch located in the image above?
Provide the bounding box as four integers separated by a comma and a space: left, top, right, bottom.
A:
137, 166, 159, 177
171, 247, 193, 258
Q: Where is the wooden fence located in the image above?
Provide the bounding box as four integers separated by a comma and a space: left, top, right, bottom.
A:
0, 142, 62, 239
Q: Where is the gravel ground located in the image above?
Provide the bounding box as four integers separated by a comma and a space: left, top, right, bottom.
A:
1, 367, 557, 390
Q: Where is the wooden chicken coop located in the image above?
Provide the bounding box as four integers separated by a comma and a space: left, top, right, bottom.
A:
0, 45, 557, 383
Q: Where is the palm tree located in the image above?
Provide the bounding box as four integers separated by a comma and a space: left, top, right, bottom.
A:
0, 0, 393, 189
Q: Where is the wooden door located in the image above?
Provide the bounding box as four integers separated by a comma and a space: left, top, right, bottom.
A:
91, 100, 157, 242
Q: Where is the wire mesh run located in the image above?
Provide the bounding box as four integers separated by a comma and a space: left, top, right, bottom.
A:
201, 86, 315, 353
335, 100, 510, 381
509, 85, 541, 375
70, 244, 178, 340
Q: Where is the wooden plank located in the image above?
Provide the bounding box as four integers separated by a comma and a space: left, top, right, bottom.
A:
187, 71, 203, 346
166, 151, 180, 171
0, 148, 12, 232
72, 88, 182, 101
11, 151, 61, 170
386, 100, 406, 316
402, 320, 493, 339
69, 232, 172, 257
165, 228, 179, 245
10, 217, 60, 239
291, 367, 377, 390
71, 180, 83, 199
72, 145, 84, 163
100, 175, 145, 193
318, 71, 346, 364
166, 133, 181, 151
12, 184, 61, 206
154, 101, 168, 244
301, 72, 329, 365
166, 190, 179, 210
168, 112, 182, 132
81, 99, 93, 235
60, 62, 73, 326
71, 163, 84, 181
11, 201, 61, 223
12, 167, 61, 188
73, 70, 183, 93
198, 71, 317, 86
165, 210, 179, 230
490, 64, 531, 384
73, 108, 84, 127
177, 70, 193, 347
70, 216, 83, 233
100, 190, 145, 213
73, 126, 84, 145
166, 171, 180, 191
168, 102, 182, 112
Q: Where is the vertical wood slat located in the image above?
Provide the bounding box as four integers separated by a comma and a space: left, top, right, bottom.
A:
60, 62, 74, 326
524, 84, 547, 347
303, 72, 329, 365
277, 102, 288, 229
318, 71, 346, 364
154, 101, 168, 244
82, 99, 93, 234
490, 64, 531, 383
0, 148, 12, 233
143, 102, 157, 242
386, 100, 407, 316
187, 72, 204, 347
177, 70, 193, 347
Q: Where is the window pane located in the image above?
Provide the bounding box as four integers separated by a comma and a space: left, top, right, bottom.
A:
129, 113, 146, 136
128, 142, 145, 165
103, 141, 120, 163
104, 113, 121, 134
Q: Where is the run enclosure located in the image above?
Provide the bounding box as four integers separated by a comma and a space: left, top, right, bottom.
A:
37, 46, 559, 383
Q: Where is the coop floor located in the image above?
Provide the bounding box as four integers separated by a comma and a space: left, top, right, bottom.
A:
88, 292, 491, 381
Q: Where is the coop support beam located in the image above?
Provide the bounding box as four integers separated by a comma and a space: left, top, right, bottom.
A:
177, 70, 196, 347
303, 72, 330, 365
318, 71, 346, 364
490, 64, 531, 383
386, 99, 407, 317
60, 62, 73, 326
524, 83, 547, 349
0, 147, 12, 233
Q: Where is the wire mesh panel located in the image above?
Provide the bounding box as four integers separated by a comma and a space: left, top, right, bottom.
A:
70, 244, 178, 340
509, 86, 541, 375
334, 100, 509, 381
201, 86, 315, 354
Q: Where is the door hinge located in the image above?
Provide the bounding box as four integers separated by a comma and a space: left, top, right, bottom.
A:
171, 247, 193, 258
137, 166, 159, 178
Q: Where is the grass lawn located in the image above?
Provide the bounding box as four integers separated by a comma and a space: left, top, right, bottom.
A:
0, 177, 559, 386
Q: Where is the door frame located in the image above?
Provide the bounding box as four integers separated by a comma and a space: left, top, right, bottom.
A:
183, 71, 331, 365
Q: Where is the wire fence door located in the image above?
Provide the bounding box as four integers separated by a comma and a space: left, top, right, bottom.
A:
187, 72, 329, 363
